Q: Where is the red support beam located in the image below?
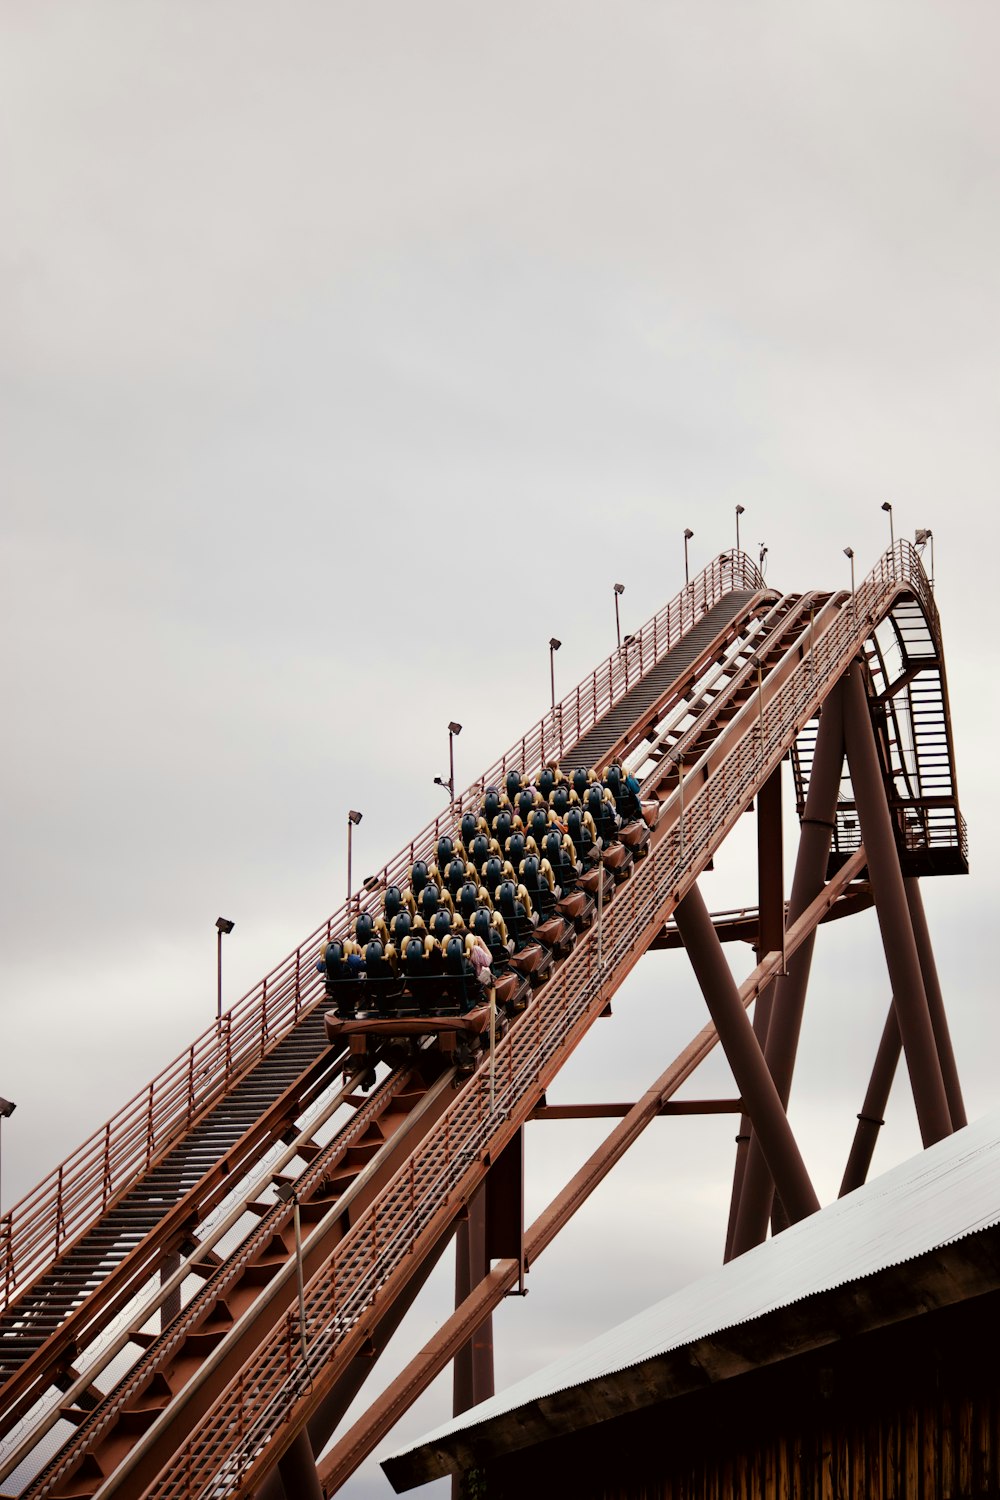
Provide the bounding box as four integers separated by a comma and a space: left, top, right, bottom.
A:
839, 1002, 901, 1197
725, 764, 783, 1261
842, 667, 952, 1147
674, 883, 820, 1227
453, 1184, 495, 1424
730, 683, 846, 1256
534, 1100, 742, 1120
905, 877, 966, 1130
276, 1428, 323, 1500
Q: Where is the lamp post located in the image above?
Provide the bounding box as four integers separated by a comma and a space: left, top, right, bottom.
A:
915, 527, 934, 590
613, 583, 624, 650
881, 501, 894, 550
346, 810, 362, 908
758, 543, 768, 575
434, 723, 463, 805
735, 504, 745, 554
548, 637, 561, 713
215, 918, 234, 1023
683, 528, 694, 585
0, 1097, 15, 1214
843, 547, 857, 635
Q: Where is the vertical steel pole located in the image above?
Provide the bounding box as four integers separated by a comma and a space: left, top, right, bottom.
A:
216, 928, 223, 1024
675, 883, 820, 1226
277, 1429, 324, 1500
453, 1185, 494, 1500
842, 666, 952, 1146
731, 683, 846, 1257
904, 877, 966, 1129
725, 765, 783, 1262
839, 1002, 901, 1197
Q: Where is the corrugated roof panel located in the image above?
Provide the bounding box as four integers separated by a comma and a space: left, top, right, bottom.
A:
394, 1108, 1000, 1459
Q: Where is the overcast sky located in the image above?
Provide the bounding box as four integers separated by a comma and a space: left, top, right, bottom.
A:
2, 4, 998, 1495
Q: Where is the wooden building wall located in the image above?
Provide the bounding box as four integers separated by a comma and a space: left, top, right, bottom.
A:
478, 1290, 1000, 1500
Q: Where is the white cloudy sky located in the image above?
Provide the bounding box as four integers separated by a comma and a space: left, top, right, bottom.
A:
2, 4, 998, 1495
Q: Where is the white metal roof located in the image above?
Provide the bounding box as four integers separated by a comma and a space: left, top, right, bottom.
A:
391, 1107, 1000, 1461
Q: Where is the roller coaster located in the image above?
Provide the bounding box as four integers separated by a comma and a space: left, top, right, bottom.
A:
0, 543, 966, 1498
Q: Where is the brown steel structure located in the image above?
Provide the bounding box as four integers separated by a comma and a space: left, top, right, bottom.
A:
0, 542, 966, 1499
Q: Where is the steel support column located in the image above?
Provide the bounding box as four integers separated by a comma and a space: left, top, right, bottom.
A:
731, 683, 846, 1256
453, 1183, 494, 1416
839, 1002, 901, 1197
276, 1428, 323, 1500
674, 883, 820, 1225
905, 876, 966, 1130
725, 765, 782, 1261
842, 666, 952, 1147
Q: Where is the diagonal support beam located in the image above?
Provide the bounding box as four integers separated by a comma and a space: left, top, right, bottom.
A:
839, 1001, 901, 1198
905, 877, 966, 1130
842, 666, 952, 1146
730, 681, 846, 1257
674, 883, 820, 1227
315, 850, 867, 1496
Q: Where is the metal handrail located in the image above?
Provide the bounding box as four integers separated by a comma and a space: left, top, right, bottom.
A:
148, 542, 936, 1500
0, 552, 765, 1315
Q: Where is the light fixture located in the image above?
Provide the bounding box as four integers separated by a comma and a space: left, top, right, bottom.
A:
346, 811, 363, 909
549, 637, 562, 713
215, 919, 234, 1022
843, 547, 857, 632
915, 527, 934, 591
0, 1098, 14, 1217
881, 500, 895, 555
436, 723, 463, 804
735, 504, 745, 553
683, 528, 694, 585
613, 583, 625, 649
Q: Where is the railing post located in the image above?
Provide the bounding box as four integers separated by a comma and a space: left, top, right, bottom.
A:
3, 1217, 13, 1303
103, 1122, 112, 1208
56, 1166, 65, 1252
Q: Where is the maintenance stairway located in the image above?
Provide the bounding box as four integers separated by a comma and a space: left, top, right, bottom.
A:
0, 545, 964, 1500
